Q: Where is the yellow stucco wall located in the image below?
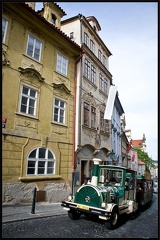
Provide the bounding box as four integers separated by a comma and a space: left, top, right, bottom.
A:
2, 3, 81, 203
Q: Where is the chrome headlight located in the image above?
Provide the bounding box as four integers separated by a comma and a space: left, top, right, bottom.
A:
68, 194, 73, 201
101, 202, 107, 208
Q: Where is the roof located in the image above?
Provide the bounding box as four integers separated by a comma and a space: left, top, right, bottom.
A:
99, 165, 136, 172
86, 16, 101, 31
132, 139, 143, 148
37, 2, 67, 17
125, 129, 131, 133
138, 160, 145, 165
61, 14, 112, 56
5, 2, 82, 52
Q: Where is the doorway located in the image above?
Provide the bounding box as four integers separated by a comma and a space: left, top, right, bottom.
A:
81, 160, 87, 185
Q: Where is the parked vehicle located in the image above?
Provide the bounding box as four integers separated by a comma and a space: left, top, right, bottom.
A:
61, 158, 153, 230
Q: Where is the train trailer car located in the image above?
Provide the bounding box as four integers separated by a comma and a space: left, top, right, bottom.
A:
136, 174, 153, 207
61, 158, 153, 230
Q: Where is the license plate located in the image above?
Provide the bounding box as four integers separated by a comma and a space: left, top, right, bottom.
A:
77, 204, 89, 210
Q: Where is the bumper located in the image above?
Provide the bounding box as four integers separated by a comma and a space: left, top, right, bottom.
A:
61, 201, 112, 220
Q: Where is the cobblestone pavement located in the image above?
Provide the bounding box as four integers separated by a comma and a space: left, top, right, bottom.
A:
2, 194, 158, 238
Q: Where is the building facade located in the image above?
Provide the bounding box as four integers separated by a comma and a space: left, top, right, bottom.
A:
2, 2, 83, 203
109, 93, 125, 166
61, 14, 114, 192
150, 160, 158, 179
121, 116, 131, 168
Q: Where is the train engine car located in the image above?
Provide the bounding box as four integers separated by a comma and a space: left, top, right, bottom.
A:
61, 158, 139, 229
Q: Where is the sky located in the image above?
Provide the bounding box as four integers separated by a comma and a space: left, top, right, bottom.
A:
35, 2, 158, 160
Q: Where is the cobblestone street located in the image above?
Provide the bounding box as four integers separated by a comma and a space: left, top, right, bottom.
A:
2, 194, 158, 238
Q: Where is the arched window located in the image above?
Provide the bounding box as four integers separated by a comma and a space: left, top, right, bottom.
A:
27, 148, 56, 175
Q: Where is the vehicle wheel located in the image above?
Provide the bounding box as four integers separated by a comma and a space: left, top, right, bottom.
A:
105, 208, 119, 230
68, 210, 81, 220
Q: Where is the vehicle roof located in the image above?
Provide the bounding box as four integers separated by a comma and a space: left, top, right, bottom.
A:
99, 165, 136, 172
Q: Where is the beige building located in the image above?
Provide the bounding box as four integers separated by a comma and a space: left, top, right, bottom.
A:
61, 14, 113, 192
2, 2, 83, 203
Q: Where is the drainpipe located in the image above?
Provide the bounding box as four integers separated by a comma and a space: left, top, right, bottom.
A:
72, 49, 85, 195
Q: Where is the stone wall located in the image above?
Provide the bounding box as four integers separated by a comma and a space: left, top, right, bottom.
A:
2, 182, 71, 204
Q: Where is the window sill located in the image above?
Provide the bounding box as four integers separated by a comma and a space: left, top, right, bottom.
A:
51, 121, 67, 128
22, 53, 43, 65
54, 70, 68, 79
19, 175, 62, 182
15, 112, 39, 120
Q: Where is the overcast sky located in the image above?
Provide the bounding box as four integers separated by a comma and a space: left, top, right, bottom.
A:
36, 2, 158, 160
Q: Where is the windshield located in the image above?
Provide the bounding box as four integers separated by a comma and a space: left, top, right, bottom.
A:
99, 168, 123, 186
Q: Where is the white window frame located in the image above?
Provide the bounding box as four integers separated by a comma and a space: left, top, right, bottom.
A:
27, 147, 56, 175
53, 98, 66, 124
20, 85, 37, 116
100, 73, 104, 91
91, 65, 96, 85
100, 74, 108, 95
91, 106, 96, 129
100, 112, 109, 133
26, 34, 42, 61
84, 102, 90, 126
2, 17, 8, 43
98, 49, 102, 62
84, 58, 90, 79
103, 55, 107, 67
84, 32, 89, 47
90, 39, 95, 53
56, 53, 68, 76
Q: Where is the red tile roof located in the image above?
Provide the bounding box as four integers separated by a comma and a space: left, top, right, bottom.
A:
138, 160, 145, 165
132, 139, 143, 147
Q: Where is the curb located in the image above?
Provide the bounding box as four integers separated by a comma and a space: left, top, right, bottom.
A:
2, 211, 67, 224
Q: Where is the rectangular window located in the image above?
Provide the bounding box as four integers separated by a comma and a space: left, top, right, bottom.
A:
90, 40, 95, 53
98, 50, 102, 62
84, 58, 90, 79
26, 34, 42, 61
84, 32, 89, 46
54, 98, 66, 124
100, 73, 104, 91
104, 78, 108, 95
100, 112, 110, 133
103, 55, 107, 67
2, 17, 8, 43
20, 85, 37, 116
100, 74, 108, 95
91, 65, 96, 85
56, 53, 68, 76
100, 111, 105, 131
91, 106, 96, 129
84, 102, 90, 126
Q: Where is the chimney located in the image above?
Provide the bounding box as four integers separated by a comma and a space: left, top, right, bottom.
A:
91, 158, 102, 186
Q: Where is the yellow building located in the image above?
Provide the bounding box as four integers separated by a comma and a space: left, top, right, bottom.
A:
2, 2, 82, 203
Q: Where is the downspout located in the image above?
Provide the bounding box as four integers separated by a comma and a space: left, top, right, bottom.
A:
72, 49, 85, 195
